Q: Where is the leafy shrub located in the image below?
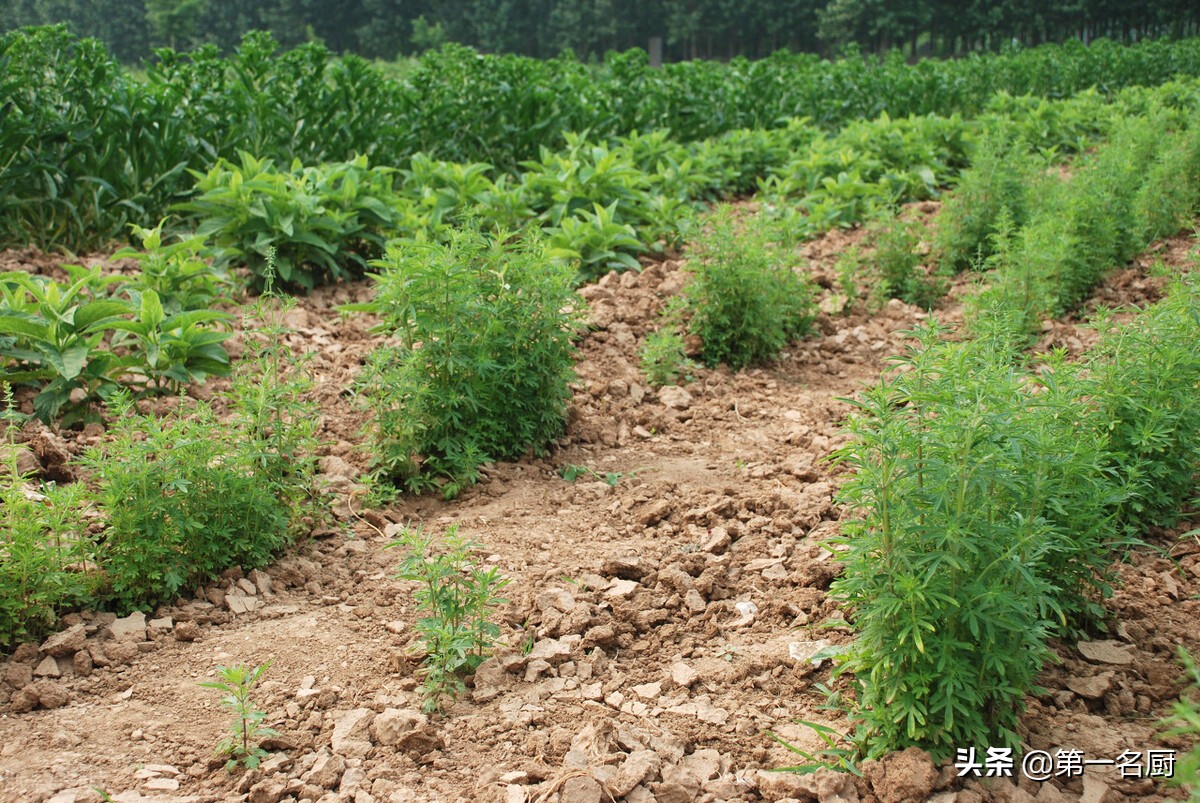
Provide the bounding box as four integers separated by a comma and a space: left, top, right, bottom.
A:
0, 256, 231, 422
640, 327, 696, 389
229, 277, 323, 535
353, 228, 580, 498
1134, 125, 1200, 244
833, 323, 1120, 759
181, 153, 413, 290
112, 222, 231, 314
546, 202, 646, 284
684, 207, 816, 369
392, 524, 509, 713
0, 405, 96, 648
866, 217, 945, 309
935, 133, 1044, 272
83, 396, 291, 610
1076, 279, 1200, 530
970, 113, 1200, 338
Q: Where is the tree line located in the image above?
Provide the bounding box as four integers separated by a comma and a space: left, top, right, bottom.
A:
3, 0, 1199, 64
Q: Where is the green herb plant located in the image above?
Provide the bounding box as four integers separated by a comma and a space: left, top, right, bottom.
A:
1160, 647, 1200, 800
199, 662, 278, 771
392, 524, 510, 714
683, 206, 816, 370
865, 216, 944, 309
0, 384, 95, 648
350, 227, 580, 498
230, 256, 323, 536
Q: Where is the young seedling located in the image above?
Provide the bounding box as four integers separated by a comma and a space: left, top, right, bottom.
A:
199, 662, 278, 771
560, 464, 637, 487
391, 524, 510, 714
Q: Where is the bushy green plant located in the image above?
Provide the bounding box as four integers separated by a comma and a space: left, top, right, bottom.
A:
1074, 279, 1200, 530
684, 207, 816, 370
352, 228, 580, 497
832, 322, 1121, 759
229, 271, 323, 535
392, 524, 509, 714
199, 662, 277, 771
640, 296, 697, 387
1134, 125, 1200, 244
640, 328, 696, 388
83, 395, 291, 610
866, 217, 945, 309
0, 392, 96, 648
935, 133, 1044, 273
970, 114, 1200, 338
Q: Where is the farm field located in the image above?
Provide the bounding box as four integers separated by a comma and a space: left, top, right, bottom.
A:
2, 26, 1200, 803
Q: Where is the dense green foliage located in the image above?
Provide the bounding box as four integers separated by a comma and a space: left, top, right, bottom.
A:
683, 208, 817, 369
179, 154, 416, 290
4, 0, 1198, 62
835, 261, 1200, 758
971, 111, 1200, 335
353, 229, 581, 498
0, 426, 96, 648
6, 26, 1200, 251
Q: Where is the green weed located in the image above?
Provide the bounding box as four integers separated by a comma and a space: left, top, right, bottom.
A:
1160, 647, 1200, 800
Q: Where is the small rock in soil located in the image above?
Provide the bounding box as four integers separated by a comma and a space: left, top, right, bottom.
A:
34, 656, 61, 678
602, 556, 650, 580
1066, 672, 1115, 700
861, 746, 939, 803
72, 650, 93, 677
174, 621, 201, 642
226, 594, 258, 615
558, 774, 604, 803
669, 662, 698, 689
4, 662, 33, 688
331, 708, 374, 757
30, 680, 69, 710
1077, 640, 1134, 665
107, 611, 147, 641
658, 386, 693, 410
40, 623, 86, 657
303, 751, 345, 789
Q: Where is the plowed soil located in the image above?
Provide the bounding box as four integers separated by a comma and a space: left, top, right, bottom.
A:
0, 218, 1197, 803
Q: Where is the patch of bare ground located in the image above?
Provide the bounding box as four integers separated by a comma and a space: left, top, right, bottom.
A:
0, 222, 1196, 803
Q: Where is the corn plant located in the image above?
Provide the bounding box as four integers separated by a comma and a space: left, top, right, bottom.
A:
199, 662, 277, 771
392, 525, 510, 714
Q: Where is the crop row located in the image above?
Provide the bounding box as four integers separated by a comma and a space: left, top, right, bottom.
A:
833, 106, 1200, 758
6, 25, 1200, 251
